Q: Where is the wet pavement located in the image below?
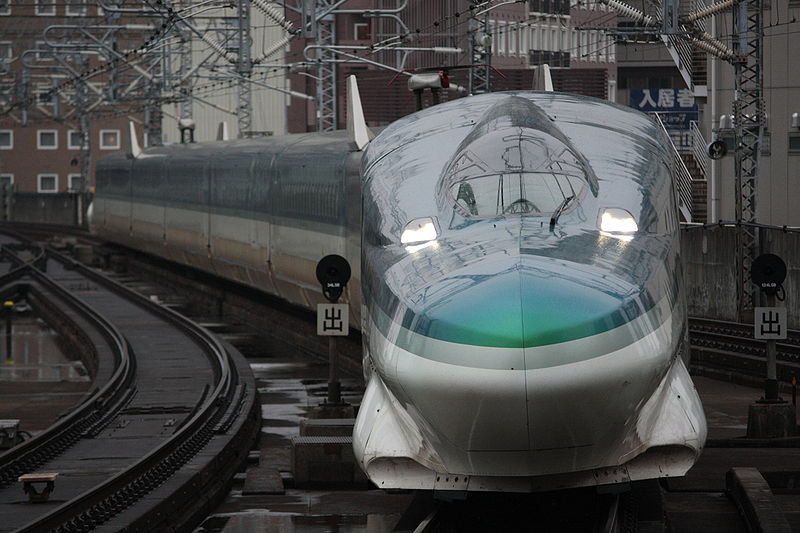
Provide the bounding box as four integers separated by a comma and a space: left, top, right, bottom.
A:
193, 329, 412, 533
0, 312, 90, 434
692, 375, 770, 440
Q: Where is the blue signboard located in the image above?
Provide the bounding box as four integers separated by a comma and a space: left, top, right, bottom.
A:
629, 89, 698, 130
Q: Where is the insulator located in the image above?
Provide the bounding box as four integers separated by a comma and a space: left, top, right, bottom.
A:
684, 0, 739, 24
691, 35, 734, 61
252, 0, 294, 33
254, 35, 291, 63
599, 0, 654, 26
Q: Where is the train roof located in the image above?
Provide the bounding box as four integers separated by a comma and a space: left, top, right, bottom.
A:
96, 128, 356, 168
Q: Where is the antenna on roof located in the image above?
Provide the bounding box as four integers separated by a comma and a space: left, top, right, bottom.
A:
217, 121, 229, 141
346, 75, 374, 151
125, 121, 141, 159
532, 64, 554, 92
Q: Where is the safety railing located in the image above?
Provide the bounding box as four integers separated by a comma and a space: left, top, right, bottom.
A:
652, 112, 694, 222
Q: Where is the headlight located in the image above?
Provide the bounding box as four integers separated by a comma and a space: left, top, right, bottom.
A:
400, 217, 438, 245
599, 208, 637, 240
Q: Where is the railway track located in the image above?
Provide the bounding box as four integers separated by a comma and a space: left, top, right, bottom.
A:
689, 316, 800, 387
0, 230, 259, 532
8, 223, 796, 533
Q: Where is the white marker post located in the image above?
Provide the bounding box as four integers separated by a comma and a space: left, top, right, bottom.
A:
315, 255, 351, 406
755, 305, 786, 400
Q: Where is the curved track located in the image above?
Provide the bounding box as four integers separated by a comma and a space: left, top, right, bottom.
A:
0, 230, 258, 532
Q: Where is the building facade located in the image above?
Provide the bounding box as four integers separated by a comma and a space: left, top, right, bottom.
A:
0, 1, 143, 193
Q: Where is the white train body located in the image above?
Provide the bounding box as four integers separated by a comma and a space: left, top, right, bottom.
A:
93, 90, 706, 493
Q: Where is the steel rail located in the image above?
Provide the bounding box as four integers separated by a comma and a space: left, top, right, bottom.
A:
0, 239, 133, 491
15, 245, 236, 531
690, 317, 800, 361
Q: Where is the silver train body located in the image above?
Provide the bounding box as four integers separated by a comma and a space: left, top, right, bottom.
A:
93, 91, 706, 493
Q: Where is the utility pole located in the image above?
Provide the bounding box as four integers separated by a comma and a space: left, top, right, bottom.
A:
469, 15, 492, 94
236, 0, 253, 137
176, 0, 193, 123
145, 79, 163, 146
316, 2, 337, 132
74, 54, 90, 192
732, 0, 764, 317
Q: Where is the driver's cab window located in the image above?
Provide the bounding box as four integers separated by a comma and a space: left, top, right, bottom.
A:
451, 172, 584, 217
441, 130, 590, 220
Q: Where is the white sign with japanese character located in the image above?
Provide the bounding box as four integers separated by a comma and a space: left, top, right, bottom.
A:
754, 307, 787, 340
317, 303, 349, 336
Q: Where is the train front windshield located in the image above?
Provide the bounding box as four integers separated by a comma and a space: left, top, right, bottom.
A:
451, 172, 584, 217
443, 130, 589, 219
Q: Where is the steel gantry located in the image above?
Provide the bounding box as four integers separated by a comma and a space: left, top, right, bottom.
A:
468, 15, 491, 95
592, 0, 763, 317
315, 3, 338, 132
732, 0, 764, 315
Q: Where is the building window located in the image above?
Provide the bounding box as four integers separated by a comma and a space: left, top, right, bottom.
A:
789, 133, 800, 154
36, 85, 55, 108
520, 23, 529, 53
0, 0, 10, 15
498, 22, 506, 55
0, 41, 12, 61
68, 173, 84, 192
0, 84, 10, 107
65, 0, 86, 16
0, 174, 12, 187
598, 31, 607, 62
35, 0, 56, 16
38, 174, 58, 193
0, 129, 12, 149
68, 130, 86, 150
608, 34, 616, 63
509, 24, 517, 55
354, 22, 371, 40
99, 129, 120, 150
37, 129, 58, 149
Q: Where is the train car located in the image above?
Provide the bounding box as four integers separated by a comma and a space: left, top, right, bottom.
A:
92, 81, 706, 494
355, 91, 705, 492
93, 130, 364, 324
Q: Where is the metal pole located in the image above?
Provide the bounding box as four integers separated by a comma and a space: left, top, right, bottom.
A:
4, 301, 13, 365
765, 291, 779, 401
236, 0, 253, 137
327, 336, 340, 404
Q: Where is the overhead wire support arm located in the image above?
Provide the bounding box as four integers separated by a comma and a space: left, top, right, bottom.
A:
682, 0, 741, 24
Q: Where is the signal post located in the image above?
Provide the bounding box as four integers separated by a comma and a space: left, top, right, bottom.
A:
747, 254, 796, 438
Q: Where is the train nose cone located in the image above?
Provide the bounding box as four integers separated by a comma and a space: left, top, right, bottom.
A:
395, 252, 640, 456
410, 254, 635, 351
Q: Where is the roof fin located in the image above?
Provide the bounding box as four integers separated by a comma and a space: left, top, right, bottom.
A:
532, 64, 554, 92
346, 75, 374, 151
216, 121, 229, 141
125, 121, 141, 159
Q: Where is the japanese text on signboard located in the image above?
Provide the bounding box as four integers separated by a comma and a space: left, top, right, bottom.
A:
317, 303, 349, 336
629, 88, 698, 130
754, 307, 787, 340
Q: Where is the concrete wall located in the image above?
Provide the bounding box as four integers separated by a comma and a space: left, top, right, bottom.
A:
682, 228, 800, 328
10, 193, 82, 226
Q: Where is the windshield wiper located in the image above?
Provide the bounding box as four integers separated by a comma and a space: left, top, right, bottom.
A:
549, 195, 575, 232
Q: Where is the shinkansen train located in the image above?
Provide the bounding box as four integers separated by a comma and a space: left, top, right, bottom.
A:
92, 78, 706, 493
